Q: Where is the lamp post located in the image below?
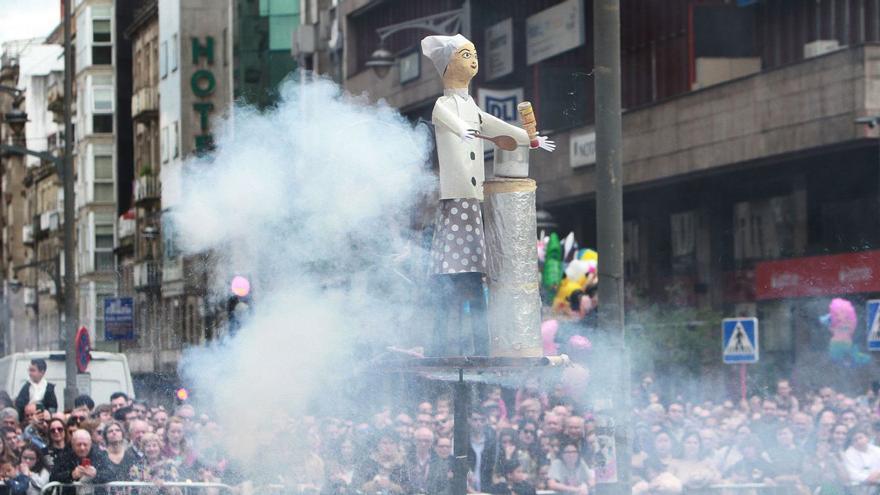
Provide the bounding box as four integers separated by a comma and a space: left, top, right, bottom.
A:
365, 9, 463, 78
0, 0, 78, 409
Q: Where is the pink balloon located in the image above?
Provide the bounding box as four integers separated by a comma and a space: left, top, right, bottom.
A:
542, 320, 559, 355
230, 276, 251, 297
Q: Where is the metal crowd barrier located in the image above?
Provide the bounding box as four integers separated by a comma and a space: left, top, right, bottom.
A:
41, 481, 236, 495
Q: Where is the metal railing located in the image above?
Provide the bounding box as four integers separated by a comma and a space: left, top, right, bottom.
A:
41, 481, 235, 495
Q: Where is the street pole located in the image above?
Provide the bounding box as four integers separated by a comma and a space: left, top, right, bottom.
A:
594, 0, 629, 493
62, 0, 78, 410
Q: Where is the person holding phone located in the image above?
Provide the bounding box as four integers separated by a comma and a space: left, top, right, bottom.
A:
49, 430, 99, 488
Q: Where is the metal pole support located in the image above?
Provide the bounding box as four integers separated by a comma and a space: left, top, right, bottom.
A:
452, 369, 469, 495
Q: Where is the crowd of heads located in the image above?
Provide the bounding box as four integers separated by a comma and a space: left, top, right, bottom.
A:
2, 357, 880, 495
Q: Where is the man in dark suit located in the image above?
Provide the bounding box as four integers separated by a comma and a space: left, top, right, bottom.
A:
467, 408, 497, 493
403, 427, 450, 495
14, 359, 57, 417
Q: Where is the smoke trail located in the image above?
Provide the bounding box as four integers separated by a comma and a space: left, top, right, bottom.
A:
171, 76, 435, 476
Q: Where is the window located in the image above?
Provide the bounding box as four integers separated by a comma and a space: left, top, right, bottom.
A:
173, 121, 179, 157
93, 154, 114, 202
92, 18, 112, 64
92, 76, 113, 133
160, 41, 168, 77
93, 115, 113, 133
95, 219, 114, 271
161, 126, 169, 162
171, 34, 178, 71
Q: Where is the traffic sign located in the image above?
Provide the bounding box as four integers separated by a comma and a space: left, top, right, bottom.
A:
723, 318, 759, 364
867, 300, 880, 351
104, 297, 134, 341
75, 326, 91, 373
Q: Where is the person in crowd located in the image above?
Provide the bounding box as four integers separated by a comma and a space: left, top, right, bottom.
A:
773, 379, 799, 415
516, 420, 540, 475
149, 410, 167, 433
323, 437, 358, 495
92, 405, 113, 425
723, 434, 774, 484
543, 412, 563, 438
466, 408, 497, 493
401, 427, 449, 494
667, 431, 719, 489
632, 456, 682, 495
763, 425, 803, 484
801, 441, 849, 495
50, 430, 99, 485
562, 416, 586, 448
547, 441, 594, 495
14, 360, 57, 417
494, 429, 521, 484
487, 459, 535, 495
534, 463, 551, 492
74, 396, 95, 413
109, 394, 129, 414
44, 418, 67, 470
0, 460, 30, 495
664, 404, 687, 443
18, 444, 49, 495
842, 426, 880, 484
0, 410, 19, 431
126, 419, 149, 460
161, 417, 196, 475
831, 422, 850, 453
131, 432, 179, 483
353, 429, 405, 495
96, 421, 137, 482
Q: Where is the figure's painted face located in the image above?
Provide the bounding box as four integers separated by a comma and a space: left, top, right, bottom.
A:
443, 42, 478, 87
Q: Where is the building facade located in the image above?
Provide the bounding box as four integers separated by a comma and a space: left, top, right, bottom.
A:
342, 0, 880, 387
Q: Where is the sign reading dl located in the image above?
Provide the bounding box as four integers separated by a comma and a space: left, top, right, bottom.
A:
723, 317, 759, 364
867, 300, 880, 351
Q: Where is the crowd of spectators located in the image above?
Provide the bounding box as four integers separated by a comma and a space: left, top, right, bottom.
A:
1, 358, 880, 495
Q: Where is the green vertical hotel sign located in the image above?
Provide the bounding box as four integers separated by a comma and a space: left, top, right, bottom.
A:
191, 36, 216, 154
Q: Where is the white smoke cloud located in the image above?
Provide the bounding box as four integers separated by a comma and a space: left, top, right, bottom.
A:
172, 77, 435, 474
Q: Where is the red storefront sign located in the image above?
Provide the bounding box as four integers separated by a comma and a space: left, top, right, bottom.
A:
755, 250, 880, 300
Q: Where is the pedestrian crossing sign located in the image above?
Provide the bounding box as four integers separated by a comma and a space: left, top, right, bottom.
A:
723, 318, 759, 364
867, 300, 880, 351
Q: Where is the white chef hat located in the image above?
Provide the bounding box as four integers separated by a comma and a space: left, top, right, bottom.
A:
421, 34, 471, 76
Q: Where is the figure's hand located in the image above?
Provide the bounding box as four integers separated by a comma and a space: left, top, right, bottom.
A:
531, 135, 556, 152
460, 128, 478, 142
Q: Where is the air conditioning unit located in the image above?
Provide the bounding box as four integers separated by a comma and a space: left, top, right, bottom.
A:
804, 40, 840, 59
23, 288, 36, 306
22, 225, 33, 243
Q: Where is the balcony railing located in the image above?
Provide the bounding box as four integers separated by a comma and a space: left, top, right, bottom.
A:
131, 86, 158, 121
117, 216, 136, 240
133, 260, 161, 290
134, 175, 160, 205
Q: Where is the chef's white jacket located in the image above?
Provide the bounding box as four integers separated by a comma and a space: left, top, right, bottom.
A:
432, 89, 530, 201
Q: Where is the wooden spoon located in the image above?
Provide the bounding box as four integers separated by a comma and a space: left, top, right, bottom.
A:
474, 133, 518, 151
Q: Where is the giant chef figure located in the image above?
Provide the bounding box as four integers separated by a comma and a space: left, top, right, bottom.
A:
423, 34, 555, 356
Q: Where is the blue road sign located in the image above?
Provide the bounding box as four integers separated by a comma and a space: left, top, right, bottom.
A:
104, 297, 134, 341
867, 300, 880, 351
723, 318, 759, 364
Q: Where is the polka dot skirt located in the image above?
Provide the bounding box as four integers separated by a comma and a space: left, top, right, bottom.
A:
430, 198, 487, 275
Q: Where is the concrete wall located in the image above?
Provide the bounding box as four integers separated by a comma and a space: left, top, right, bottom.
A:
531, 44, 880, 206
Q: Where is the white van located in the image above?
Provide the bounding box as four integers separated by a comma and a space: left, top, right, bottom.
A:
0, 351, 135, 412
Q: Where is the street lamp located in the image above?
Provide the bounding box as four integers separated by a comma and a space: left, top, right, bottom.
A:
366, 9, 463, 79
365, 46, 395, 78
3, 110, 28, 138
